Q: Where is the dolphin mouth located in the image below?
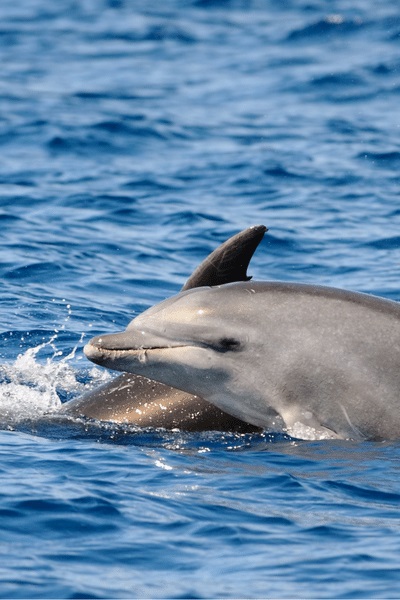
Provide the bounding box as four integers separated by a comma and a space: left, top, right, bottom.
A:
83, 331, 190, 367
84, 341, 186, 359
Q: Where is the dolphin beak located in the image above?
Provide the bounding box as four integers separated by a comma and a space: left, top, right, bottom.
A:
86, 331, 144, 352
84, 332, 131, 365
83, 329, 185, 368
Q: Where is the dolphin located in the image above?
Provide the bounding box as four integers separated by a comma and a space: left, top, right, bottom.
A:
84, 249, 400, 441
61, 226, 267, 432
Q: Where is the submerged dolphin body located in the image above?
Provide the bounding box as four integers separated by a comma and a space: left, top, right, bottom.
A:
61, 226, 267, 432
85, 256, 400, 441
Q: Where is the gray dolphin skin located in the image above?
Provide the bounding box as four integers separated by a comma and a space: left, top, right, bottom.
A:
84, 247, 400, 441
61, 226, 266, 432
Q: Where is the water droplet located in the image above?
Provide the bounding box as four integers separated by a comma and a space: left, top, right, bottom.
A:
138, 349, 147, 364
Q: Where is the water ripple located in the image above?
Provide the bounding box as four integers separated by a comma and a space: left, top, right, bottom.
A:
0, 0, 400, 597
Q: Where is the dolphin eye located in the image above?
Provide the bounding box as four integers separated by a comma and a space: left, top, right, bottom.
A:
216, 337, 241, 352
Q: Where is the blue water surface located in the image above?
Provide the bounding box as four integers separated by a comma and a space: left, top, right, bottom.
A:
0, 0, 400, 598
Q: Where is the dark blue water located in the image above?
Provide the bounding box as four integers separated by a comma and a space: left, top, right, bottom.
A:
1, 0, 400, 597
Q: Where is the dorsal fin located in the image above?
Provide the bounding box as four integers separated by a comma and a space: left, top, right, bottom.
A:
182, 225, 267, 291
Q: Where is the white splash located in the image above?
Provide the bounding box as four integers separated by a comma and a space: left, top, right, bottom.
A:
0, 334, 111, 423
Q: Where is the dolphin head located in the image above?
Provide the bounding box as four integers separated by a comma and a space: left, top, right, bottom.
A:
84, 283, 273, 428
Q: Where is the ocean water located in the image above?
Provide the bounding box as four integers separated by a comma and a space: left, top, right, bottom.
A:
0, 0, 400, 597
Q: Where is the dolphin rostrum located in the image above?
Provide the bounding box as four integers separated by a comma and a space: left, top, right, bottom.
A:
61, 226, 267, 432
84, 236, 400, 441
